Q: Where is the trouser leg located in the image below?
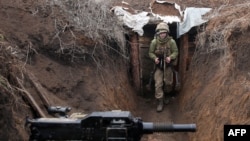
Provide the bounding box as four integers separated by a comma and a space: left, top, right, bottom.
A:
164, 66, 173, 93
163, 66, 173, 104
154, 68, 164, 112
154, 68, 164, 99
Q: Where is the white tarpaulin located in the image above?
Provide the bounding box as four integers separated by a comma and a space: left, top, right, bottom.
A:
178, 7, 212, 37
112, 3, 211, 37
112, 6, 150, 36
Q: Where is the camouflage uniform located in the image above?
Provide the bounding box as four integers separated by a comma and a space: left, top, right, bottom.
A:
148, 25, 178, 112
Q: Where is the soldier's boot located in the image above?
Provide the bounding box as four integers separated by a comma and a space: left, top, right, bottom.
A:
156, 98, 164, 112
163, 85, 172, 105
164, 95, 170, 105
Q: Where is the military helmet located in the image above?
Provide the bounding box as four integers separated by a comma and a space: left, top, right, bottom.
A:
155, 22, 169, 34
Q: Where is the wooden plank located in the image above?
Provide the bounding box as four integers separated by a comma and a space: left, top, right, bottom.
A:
130, 33, 140, 93
26, 71, 51, 108
138, 35, 155, 96
179, 34, 189, 84
17, 78, 46, 117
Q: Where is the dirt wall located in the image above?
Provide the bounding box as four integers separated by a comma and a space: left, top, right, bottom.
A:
1, 0, 250, 141
178, 2, 250, 140
0, 0, 138, 140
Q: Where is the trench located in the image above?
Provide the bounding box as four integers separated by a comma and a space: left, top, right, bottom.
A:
125, 23, 198, 140
16, 20, 198, 140
19, 44, 196, 141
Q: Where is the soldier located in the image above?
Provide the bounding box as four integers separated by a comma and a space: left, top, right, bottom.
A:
148, 22, 179, 112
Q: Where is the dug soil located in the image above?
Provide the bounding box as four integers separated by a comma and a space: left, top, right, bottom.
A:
1, 0, 250, 141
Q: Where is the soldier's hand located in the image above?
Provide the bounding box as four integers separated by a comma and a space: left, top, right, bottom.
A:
165, 57, 171, 63
155, 58, 160, 64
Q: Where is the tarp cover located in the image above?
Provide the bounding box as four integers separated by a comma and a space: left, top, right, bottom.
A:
178, 7, 211, 37
112, 6, 150, 36
112, 2, 211, 37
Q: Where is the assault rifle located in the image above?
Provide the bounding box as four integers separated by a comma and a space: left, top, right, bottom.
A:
146, 58, 180, 92
26, 110, 196, 141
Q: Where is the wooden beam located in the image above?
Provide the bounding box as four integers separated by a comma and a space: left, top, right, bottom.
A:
179, 34, 189, 84
130, 32, 140, 93
17, 78, 46, 118
26, 72, 51, 108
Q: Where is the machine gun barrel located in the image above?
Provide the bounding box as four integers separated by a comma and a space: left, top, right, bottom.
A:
143, 122, 196, 133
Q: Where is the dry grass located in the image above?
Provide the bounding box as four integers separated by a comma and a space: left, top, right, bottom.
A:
47, 0, 128, 60
181, 3, 250, 140
192, 2, 250, 74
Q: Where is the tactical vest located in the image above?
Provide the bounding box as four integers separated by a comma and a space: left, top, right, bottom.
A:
153, 37, 178, 66
154, 40, 171, 57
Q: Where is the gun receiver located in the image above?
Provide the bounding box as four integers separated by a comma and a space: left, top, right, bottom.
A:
27, 111, 196, 141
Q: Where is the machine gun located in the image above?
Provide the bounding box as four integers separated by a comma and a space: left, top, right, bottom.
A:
26, 110, 196, 141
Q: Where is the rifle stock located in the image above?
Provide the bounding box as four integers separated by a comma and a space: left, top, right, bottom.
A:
27, 111, 196, 141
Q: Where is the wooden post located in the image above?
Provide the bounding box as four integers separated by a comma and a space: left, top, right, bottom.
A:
130, 32, 140, 93
179, 34, 189, 84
